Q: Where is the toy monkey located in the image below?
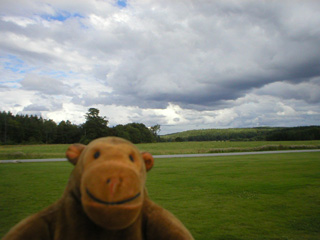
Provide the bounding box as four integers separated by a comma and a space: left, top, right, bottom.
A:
3, 137, 194, 240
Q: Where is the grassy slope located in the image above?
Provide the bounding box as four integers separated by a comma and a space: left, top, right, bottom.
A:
1, 152, 320, 239
161, 127, 276, 139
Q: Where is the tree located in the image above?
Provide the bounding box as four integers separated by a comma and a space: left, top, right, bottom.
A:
125, 125, 142, 143
56, 120, 81, 144
150, 124, 161, 137
43, 119, 57, 144
22, 115, 43, 144
81, 108, 109, 143
125, 123, 156, 143
111, 125, 130, 141
0, 109, 162, 145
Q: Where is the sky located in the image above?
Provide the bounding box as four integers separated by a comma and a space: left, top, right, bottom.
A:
1, 0, 320, 135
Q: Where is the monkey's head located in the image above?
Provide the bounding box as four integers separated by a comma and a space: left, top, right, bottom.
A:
66, 137, 154, 230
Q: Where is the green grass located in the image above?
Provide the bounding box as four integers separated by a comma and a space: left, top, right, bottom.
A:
138, 140, 320, 155
1, 140, 319, 160
0, 144, 69, 160
1, 152, 319, 239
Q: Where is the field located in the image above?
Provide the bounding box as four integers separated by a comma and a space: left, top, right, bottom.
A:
1, 152, 319, 239
0, 140, 320, 160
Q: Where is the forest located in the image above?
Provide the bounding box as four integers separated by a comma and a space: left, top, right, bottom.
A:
1, 109, 319, 145
162, 126, 320, 142
0, 108, 160, 145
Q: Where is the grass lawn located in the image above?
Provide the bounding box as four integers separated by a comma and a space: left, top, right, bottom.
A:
0, 140, 319, 160
138, 140, 320, 155
1, 152, 320, 239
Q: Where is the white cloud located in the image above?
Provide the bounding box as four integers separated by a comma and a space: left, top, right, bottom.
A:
2, 16, 37, 27
46, 102, 87, 124
276, 103, 296, 117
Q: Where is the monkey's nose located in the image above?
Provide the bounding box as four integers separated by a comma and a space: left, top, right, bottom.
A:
106, 177, 121, 196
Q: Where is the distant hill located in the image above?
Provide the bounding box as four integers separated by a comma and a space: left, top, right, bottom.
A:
160, 126, 320, 142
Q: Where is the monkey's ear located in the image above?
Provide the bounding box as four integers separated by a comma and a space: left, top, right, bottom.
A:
66, 144, 86, 165
142, 152, 154, 172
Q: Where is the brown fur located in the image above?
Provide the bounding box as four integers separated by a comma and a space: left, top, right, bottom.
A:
3, 137, 194, 240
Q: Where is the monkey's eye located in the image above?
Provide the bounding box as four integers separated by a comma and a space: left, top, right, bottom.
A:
129, 154, 134, 162
94, 151, 100, 159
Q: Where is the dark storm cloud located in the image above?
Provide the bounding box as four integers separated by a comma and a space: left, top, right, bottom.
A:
255, 80, 320, 104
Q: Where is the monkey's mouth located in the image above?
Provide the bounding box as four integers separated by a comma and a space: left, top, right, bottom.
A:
86, 189, 141, 205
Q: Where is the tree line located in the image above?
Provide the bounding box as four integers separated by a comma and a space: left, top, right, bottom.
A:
163, 126, 320, 142
265, 126, 320, 141
1, 109, 319, 145
0, 108, 160, 145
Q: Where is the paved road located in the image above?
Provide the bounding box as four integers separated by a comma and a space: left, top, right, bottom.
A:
0, 149, 319, 163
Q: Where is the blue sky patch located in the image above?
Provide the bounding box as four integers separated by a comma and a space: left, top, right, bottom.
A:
3, 55, 27, 74
117, 0, 127, 8
42, 70, 73, 79
41, 11, 83, 22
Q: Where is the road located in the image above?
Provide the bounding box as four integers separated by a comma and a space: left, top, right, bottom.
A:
0, 149, 319, 163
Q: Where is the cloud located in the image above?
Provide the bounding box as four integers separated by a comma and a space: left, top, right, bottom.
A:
0, 0, 319, 133
23, 104, 49, 112
254, 79, 320, 104
77, 0, 320, 111
20, 73, 69, 95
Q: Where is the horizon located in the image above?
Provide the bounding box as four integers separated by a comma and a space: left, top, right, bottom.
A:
2, 109, 318, 136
